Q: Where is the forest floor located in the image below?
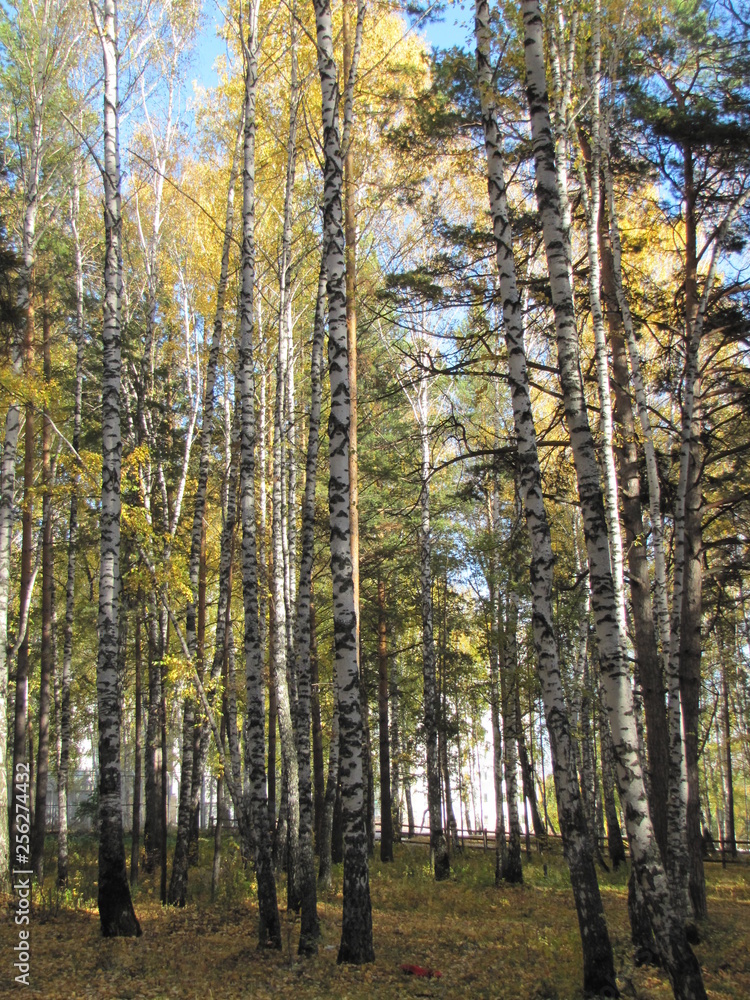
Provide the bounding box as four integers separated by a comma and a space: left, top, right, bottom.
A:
0, 835, 748, 1000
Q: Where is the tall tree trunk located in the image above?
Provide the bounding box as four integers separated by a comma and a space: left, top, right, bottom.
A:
313, 0, 374, 963
267, 592, 278, 832
500, 592, 523, 883
599, 213, 669, 862
188, 521, 208, 863
94, 0, 140, 938
278, 0, 301, 735
144, 602, 163, 873
389, 659, 401, 841
516, 685, 545, 845
212, 680, 228, 901
579, 654, 600, 861
438, 578, 458, 849
130, 606, 143, 883
405, 780, 414, 838
32, 296, 54, 883
293, 252, 327, 952
521, 3, 705, 994
680, 143, 707, 922
212, 772, 223, 900
476, 5, 616, 990
599, 696, 626, 869
575, 7, 627, 647
167, 699, 195, 906
419, 403, 449, 881
11, 284, 35, 859
311, 594, 325, 850
318, 694, 339, 890
271, 337, 301, 907
489, 573, 507, 883
377, 575, 393, 862
0, 278, 24, 887
720, 650, 736, 857
602, 144, 672, 667
682, 455, 705, 916
159, 656, 168, 903
55, 171, 85, 887
341, 0, 374, 865
342, 0, 360, 699
239, 1, 281, 948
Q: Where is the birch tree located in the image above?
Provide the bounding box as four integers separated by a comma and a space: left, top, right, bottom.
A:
521, 2, 706, 994
270, 12, 302, 906
475, 3, 616, 991
312, 0, 374, 962
238, 0, 281, 949
293, 252, 327, 954
90, 0, 140, 937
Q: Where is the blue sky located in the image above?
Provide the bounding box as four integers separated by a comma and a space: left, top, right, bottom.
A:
189, 0, 472, 92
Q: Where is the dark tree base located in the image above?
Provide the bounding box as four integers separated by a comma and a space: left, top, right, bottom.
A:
665, 930, 707, 1000
567, 846, 618, 998
628, 865, 657, 964
685, 921, 701, 945
298, 914, 320, 958
167, 847, 189, 907
584, 978, 619, 998
433, 836, 450, 882
634, 946, 661, 968
337, 850, 375, 964
256, 860, 282, 950
581, 946, 620, 997
298, 867, 320, 956
99, 880, 141, 938
501, 839, 523, 884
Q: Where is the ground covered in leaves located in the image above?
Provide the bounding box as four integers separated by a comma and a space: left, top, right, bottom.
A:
1, 836, 748, 999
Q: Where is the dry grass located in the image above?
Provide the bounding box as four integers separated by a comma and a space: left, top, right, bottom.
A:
1, 836, 748, 999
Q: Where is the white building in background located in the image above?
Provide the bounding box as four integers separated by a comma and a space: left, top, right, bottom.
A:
46, 733, 182, 833
377, 708, 536, 838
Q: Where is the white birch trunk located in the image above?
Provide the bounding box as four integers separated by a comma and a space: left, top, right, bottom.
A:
312, 0, 374, 963
271, 35, 301, 905
500, 591, 523, 882
602, 153, 671, 662
293, 250, 327, 954
521, 4, 706, 995
91, 0, 140, 937
475, 5, 615, 990
577, 1, 627, 643
239, 0, 281, 948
